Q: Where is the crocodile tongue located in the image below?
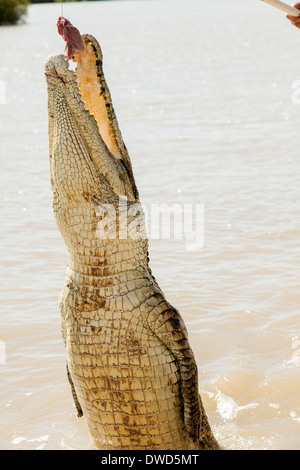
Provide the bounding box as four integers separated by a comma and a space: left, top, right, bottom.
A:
56, 17, 126, 163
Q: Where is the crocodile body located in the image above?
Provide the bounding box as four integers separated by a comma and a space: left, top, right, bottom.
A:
45, 31, 219, 450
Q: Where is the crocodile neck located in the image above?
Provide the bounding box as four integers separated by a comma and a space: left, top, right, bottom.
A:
64, 237, 152, 299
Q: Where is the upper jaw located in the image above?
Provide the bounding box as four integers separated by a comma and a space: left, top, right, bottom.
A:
45, 53, 76, 89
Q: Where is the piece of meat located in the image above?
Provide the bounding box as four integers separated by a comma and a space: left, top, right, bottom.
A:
56, 16, 84, 61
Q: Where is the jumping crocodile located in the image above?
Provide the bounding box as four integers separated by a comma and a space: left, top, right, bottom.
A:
45, 19, 220, 451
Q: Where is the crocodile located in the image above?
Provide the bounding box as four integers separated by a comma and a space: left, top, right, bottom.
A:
45, 21, 220, 451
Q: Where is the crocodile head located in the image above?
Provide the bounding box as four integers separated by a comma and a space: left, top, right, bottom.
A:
45, 34, 144, 249
45, 34, 138, 210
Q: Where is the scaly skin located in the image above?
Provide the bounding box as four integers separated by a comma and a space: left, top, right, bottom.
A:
45, 33, 219, 450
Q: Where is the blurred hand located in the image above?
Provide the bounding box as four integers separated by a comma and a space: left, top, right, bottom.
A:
287, 3, 300, 27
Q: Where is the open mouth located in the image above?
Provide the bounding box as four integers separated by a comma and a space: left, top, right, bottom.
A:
45, 25, 138, 201
72, 35, 124, 163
